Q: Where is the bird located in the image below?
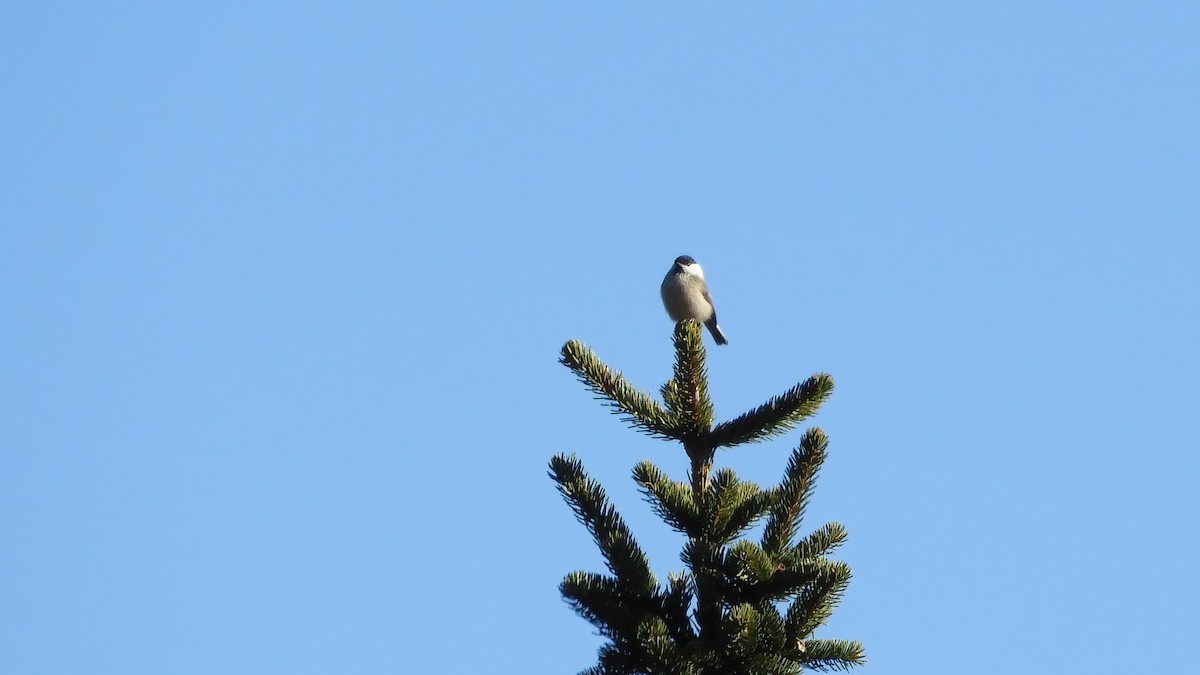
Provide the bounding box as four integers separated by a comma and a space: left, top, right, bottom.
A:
661, 255, 729, 345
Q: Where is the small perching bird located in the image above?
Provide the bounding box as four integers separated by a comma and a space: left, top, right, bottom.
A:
661, 255, 729, 345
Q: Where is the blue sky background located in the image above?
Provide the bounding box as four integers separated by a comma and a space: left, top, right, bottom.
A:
2, 3, 1197, 673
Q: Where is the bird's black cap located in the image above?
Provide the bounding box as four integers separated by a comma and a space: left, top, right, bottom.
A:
673, 255, 696, 266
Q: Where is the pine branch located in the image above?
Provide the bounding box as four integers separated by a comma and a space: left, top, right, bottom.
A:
730, 558, 849, 606
705, 472, 773, 545
723, 603, 765, 654
789, 522, 848, 560
680, 537, 738, 585
791, 638, 866, 672
596, 643, 647, 675
660, 572, 698, 645
561, 340, 676, 439
754, 604, 788, 653
722, 604, 798, 675
561, 571, 643, 639
662, 322, 714, 439
705, 469, 744, 542
680, 539, 738, 638
562, 570, 699, 669
550, 454, 656, 593
739, 655, 803, 675
633, 461, 700, 536
762, 429, 829, 556
710, 375, 834, 448
728, 540, 778, 585
634, 617, 689, 673
659, 322, 718, 497
784, 561, 853, 639
594, 625, 698, 675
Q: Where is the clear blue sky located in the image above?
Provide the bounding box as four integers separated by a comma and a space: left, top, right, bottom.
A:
2, 3, 1197, 673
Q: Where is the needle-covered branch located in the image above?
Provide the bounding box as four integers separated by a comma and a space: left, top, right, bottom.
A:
560, 571, 645, 639
710, 375, 834, 448
659, 572, 697, 645
661, 322, 714, 439
722, 603, 788, 664
704, 470, 773, 546
561, 340, 677, 439
560, 569, 699, 663
727, 556, 850, 607
788, 522, 849, 561
784, 560, 853, 641
633, 461, 700, 536
791, 638, 867, 672
550, 454, 656, 593
762, 428, 829, 556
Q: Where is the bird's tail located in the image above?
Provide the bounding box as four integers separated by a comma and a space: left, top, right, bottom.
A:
705, 318, 729, 346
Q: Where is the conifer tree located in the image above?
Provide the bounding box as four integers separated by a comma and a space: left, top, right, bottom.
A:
550, 321, 864, 674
